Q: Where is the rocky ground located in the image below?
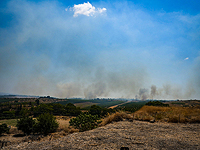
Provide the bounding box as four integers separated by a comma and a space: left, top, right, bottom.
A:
1, 120, 200, 150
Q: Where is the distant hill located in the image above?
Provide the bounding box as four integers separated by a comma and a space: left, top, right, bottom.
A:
0, 93, 39, 98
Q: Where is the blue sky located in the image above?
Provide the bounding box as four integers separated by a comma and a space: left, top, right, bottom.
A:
0, 0, 200, 99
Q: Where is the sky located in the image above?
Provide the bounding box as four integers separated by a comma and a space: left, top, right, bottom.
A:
0, 0, 200, 99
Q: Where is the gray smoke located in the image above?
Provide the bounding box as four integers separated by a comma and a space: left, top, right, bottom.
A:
150, 85, 156, 99
84, 81, 108, 99
139, 88, 149, 100
83, 67, 148, 99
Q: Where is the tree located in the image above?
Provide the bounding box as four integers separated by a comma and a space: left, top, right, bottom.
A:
89, 105, 102, 117
19, 107, 29, 117
16, 116, 36, 135
35, 99, 39, 105
51, 103, 65, 115
89, 105, 115, 117
0, 123, 10, 135
65, 103, 81, 116
36, 113, 59, 135
33, 104, 53, 117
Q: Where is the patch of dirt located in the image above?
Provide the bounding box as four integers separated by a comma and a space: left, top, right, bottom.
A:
109, 101, 131, 109
2, 120, 199, 150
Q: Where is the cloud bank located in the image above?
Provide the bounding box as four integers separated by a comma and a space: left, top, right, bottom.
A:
0, 1, 200, 99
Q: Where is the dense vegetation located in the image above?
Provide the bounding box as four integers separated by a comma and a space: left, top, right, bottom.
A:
0, 123, 10, 135
89, 105, 115, 117
0, 100, 81, 119
116, 101, 147, 112
69, 112, 102, 132
0, 98, 125, 119
145, 101, 169, 107
34, 113, 59, 135
16, 113, 58, 135
69, 105, 117, 131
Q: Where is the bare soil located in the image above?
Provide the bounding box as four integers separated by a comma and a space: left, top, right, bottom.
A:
109, 101, 131, 109
1, 120, 199, 150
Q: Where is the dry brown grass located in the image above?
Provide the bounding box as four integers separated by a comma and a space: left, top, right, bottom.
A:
57, 119, 70, 129
8, 127, 23, 134
101, 112, 133, 126
56, 118, 79, 133
133, 106, 200, 123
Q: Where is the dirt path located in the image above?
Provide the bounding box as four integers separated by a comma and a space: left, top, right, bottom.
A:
109, 101, 132, 109
4, 120, 200, 150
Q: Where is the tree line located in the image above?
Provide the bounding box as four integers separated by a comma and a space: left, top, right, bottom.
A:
0, 100, 81, 119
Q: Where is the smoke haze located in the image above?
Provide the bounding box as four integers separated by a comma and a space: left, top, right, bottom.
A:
0, 0, 200, 99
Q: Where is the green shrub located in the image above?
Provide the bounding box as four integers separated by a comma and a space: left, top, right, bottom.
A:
36, 113, 59, 135
69, 112, 102, 132
16, 116, 36, 135
0, 123, 10, 135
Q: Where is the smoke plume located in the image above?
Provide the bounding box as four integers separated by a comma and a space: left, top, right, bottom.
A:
139, 88, 149, 100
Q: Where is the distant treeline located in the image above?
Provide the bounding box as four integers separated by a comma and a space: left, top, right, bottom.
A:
145, 101, 169, 107
0, 99, 81, 119
0, 98, 118, 119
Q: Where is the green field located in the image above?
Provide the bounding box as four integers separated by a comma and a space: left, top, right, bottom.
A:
57, 99, 124, 109
116, 101, 147, 112
74, 102, 99, 108
0, 119, 18, 126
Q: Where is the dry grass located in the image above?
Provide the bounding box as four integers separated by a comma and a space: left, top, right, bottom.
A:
56, 118, 79, 134
133, 106, 200, 123
8, 127, 23, 134
101, 112, 133, 126
57, 119, 70, 130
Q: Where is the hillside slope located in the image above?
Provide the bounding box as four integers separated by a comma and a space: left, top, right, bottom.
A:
4, 120, 200, 150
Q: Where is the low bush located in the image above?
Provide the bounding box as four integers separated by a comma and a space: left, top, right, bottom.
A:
69, 112, 101, 132
36, 113, 59, 135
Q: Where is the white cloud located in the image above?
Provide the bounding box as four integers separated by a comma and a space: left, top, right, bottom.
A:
98, 8, 107, 13
66, 2, 106, 17
184, 57, 189, 60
